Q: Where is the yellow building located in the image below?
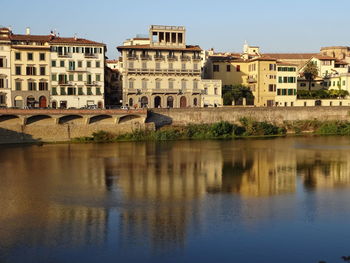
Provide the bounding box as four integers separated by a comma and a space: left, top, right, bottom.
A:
10, 29, 51, 108
275, 62, 298, 106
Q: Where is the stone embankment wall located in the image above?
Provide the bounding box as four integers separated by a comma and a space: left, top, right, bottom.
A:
150, 107, 350, 126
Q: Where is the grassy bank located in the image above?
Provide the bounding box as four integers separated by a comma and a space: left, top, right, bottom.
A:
72, 118, 350, 143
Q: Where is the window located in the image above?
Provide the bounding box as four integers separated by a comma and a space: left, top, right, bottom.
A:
78, 61, 83, 67
182, 63, 186, 70
204, 87, 208, 95
226, 65, 231, 72
300, 83, 306, 87
269, 64, 276, 71
52, 87, 57, 95
52, 60, 56, 67
78, 74, 83, 81
15, 81, 22, 90
236, 65, 240, 72
193, 80, 198, 90
278, 76, 282, 83
128, 79, 134, 89
87, 87, 92, 95
277, 89, 281, 95
156, 62, 161, 70
96, 87, 101, 95
128, 61, 133, 69
96, 74, 101, 82
213, 65, 219, 72
69, 74, 74, 81
288, 89, 293, 95
39, 82, 48, 90
15, 52, 21, 60
181, 79, 187, 90
156, 79, 161, 89
214, 87, 218, 95
87, 61, 91, 68
268, 84, 276, 92
52, 74, 57, 81
40, 66, 46, 76
168, 79, 174, 89
282, 89, 287, 95
28, 81, 36, 91
142, 79, 148, 90
169, 63, 173, 70
0, 58, 4, 68
194, 63, 198, 70
27, 53, 33, 61
343, 80, 346, 86
67, 87, 76, 95
0, 78, 4, 88
142, 62, 147, 69
96, 61, 100, 68
60, 60, 65, 67
39, 53, 45, 61
60, 87, 66, 95
78, 87, 84, 95
15, 66, 21, 75
26, 66, 36, 75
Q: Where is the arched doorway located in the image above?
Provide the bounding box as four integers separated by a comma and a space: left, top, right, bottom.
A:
141, 96, 148, 108
180, 96, 187, 108
39, 96, 47, 108
167, 96, 174, 108
52, 101, 57, 109
14, 96, 23, 108
27, 96, 36, 108
154, 96, 161, 108
97, 101, 103, 109
129, 98, 133, 107
193, 98, 198, 107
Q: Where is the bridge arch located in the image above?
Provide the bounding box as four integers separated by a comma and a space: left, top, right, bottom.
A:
0, 115, 21, 124
118, 114, 142, 124
58, 115, 83, 124
89, 114, 113, 124
26, 115, 52, 125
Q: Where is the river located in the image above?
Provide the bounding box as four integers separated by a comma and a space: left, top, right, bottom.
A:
1, 137, 350, 263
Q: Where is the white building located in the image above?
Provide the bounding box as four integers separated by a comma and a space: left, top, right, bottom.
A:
49, 36, 106, 109
0, 27, 12, 107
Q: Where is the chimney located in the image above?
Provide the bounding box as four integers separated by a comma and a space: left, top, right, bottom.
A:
25, 27, 31, 35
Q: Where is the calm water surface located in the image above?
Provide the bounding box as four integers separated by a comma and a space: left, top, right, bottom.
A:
1, 137, 350, 263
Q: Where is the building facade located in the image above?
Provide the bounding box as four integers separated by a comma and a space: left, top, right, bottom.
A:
118, 25, 222, 108
0, 27, 12, 107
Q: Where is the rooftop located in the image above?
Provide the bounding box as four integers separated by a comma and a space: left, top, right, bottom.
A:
117, 44, 201, 51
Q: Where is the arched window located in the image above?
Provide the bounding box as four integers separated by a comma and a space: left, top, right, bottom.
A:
167, 96, 174, 108
141, 96, 148, 108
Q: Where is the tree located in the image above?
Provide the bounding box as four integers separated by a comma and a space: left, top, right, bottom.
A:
302, 62, 319, 91
222, 85, 254, 106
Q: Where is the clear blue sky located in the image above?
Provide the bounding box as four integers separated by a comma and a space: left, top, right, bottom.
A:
2, 0, 350, 58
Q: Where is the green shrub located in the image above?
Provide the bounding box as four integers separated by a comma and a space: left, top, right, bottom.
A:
92, 131, 115, 142
210, 121, 234, 137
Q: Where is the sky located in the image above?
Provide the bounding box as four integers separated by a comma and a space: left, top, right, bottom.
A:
2, 0, 350, 58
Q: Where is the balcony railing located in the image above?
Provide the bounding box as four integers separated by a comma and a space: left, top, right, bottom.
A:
140, 54, 151, 60
127, 54, 138, 60
180, 55, 191, 61
126, 68, 201, 75
84, 53, 97, 58
192, 55, 201, 61
58, 52, 72, 58
167, 55, 177, 61
154, 55, 165, 60
248, 76, 257, 83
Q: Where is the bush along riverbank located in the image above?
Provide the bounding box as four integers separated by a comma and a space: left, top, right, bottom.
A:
72, 118, 350, 143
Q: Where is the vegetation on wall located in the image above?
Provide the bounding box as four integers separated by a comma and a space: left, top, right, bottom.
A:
297, 89, 349, 99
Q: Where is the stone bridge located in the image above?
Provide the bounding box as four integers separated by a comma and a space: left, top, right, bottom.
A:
0, 109, 150, 143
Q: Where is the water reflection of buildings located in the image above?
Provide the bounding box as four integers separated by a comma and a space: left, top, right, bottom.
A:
0, 144, 109, 250
2, 138, 350, 257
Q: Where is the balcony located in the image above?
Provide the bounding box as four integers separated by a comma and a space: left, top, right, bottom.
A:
180, 55, 191, 61
84, 53, 97, 58
192, 55, 201, 61
126, 68, 201, 76
167, 55, 177, 61
58, 80, 71, 86
67, 67, 87, 72
154, 54, 165, 60
58, 52, 71, 58
140, 54, 151, 60
248, 76, 257, 83
86, 81, 97, 86
127, 54, 138, 60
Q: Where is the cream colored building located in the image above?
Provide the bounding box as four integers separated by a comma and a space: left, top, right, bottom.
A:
275, 62, 298, 106
49, 36, 105, 109
0, 27, 12, 107
117, 25, 222, 108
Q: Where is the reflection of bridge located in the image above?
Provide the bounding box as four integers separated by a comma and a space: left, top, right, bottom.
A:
0, 109, 148, 125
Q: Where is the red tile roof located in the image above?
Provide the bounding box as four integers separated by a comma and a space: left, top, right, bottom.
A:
117, 44, 202, 51
263, 53, 317, 60
313, 55, 336, 60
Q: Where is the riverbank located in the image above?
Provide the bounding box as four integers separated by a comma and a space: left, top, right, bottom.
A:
71, 119, 350, 143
